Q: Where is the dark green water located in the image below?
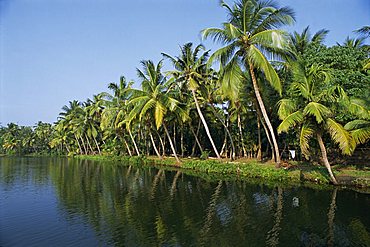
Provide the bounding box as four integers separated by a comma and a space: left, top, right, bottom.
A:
0, 157, 369, 247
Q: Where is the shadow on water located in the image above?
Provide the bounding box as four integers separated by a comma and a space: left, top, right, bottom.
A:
0, 156, 369, 246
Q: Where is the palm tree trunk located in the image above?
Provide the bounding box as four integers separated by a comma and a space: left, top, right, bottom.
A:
74, 135, 83, 154
128, 128, 140, 156
257, 113, 262, 160
81, 136, 88, 154
258, 106, 275, 161
238, 111, 247, 157
249, 64, 280, 166
83, 135, 92, 154
192, 89, 220, 159
317, 133, 338, 184
155, 128, 165, 156
123, 138, 132, 156
163, 122, 181, 163
93, 136, 101, 155
149, 131, 162, 159
191, 120, 202, 156
210, 104, 235, 160
189, 122, 203, 155
180, 123, 184, 157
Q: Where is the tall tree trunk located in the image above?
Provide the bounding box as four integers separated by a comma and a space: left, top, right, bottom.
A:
257, 113, 262, 160
155, 128, 165, 157
249, 64, 280, 166
81, 136, 88, 154
128, 128, 140, 156
189, 122, 203, 155
74, 135, 83, 154
191, 120, 202, 156
317, 133, 338, 184
173, 123, 177, 153
238, 111, 247, 157
163, 122, 181, 163
180, 123, 184, 157
123, 138, 132, 156
192, 89, 220, 159
83, 135, 92, 154
210, 104, 235, 160
149, 131, 162, 159
258, 108, 275, 161
93, 136, 101, 155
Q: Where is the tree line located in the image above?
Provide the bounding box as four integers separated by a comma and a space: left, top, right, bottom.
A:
1, 0, 369, 184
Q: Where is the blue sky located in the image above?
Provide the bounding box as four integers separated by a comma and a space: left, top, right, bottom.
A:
1, 0, 369, 126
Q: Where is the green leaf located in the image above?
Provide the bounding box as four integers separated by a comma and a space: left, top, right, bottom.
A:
326, 118, 355, 155
278, 111, 303, 133
277, 99, 296, 120
300, 123, 314, 159
155, 103, 165, 129
248, 45, 282, 95
303, 102, 331, 124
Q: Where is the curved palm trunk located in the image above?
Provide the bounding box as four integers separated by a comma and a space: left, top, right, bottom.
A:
317, 133, 338, 185
258, 106, 275, 161
257, 113, 262, 160
238, 111, 247, 157
189, 122, 204, 155
249, 64, 280, 166
191, 120, 203, 156
210, 104, 235, 160
123, 138, 132, 156
74, 134, 83, 154
128, 128, 140, 156
163, 123, 181, 163
93, 136, 101, 155
192, 89, 221, 159
149, 131, 162, 159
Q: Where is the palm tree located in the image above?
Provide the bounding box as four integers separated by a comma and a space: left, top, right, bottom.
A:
202, 0, 295, 165
163, 43, 221, 159
290, 26, 329, 55
127, 60, 186, 163
101, 76, 139, 156
277, 62, 355, 184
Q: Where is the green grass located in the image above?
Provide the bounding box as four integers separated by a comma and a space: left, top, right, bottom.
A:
74, 154, 369, 190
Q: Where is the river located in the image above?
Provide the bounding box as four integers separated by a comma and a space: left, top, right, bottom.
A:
0, 157, 369, 246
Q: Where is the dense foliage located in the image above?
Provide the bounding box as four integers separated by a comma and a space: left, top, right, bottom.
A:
1, 0, 369, 183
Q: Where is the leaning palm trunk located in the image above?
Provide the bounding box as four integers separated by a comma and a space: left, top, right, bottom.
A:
163, 123, 181, 163
238, 112, 247, 157
189, 122, 204, 155
149, 131, 162, 159
317, 133, 338, 184
249, 64, 280, 166
210, 104, 235, 160
257, 106, 275, 161
93, 136, 101, 155
123, 138, 132, 156
192, 89, 221, 159
74, 134, 83, 154
83, 135, 92, 154
128, 128, 140, 156
257, 113, 262, 160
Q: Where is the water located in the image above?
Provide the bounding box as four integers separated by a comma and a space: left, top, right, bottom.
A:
0, 157, 369, 247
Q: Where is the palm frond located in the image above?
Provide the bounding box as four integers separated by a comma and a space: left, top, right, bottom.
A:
277, 98, 297, 119
277, 110, 303, 133
300, 123, 314, 159
303, 102, 331, 124
326, 118, 355, 155
248, 44, 282, 95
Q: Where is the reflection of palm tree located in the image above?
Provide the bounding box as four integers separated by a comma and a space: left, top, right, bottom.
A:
327, 188, 337, 247
170, 170, 182, 199
199, 180, 223, 246
266, 187, 283, 247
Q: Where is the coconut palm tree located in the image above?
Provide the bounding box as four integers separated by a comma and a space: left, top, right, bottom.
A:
127, 60, 186, 163
277, 62, 355, 184
290, 26, 329, 55
163, 43, 221, 159
202, 0, 295, 165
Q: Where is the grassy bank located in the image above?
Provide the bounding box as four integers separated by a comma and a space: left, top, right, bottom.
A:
74, 155, 370, 190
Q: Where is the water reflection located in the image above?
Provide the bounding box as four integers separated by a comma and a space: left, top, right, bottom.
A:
0, 157, 369, 247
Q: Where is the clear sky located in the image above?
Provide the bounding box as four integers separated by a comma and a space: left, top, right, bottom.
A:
1, 0, 369, 126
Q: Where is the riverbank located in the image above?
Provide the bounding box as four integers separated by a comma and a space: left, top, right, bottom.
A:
74, 155, 370, 190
